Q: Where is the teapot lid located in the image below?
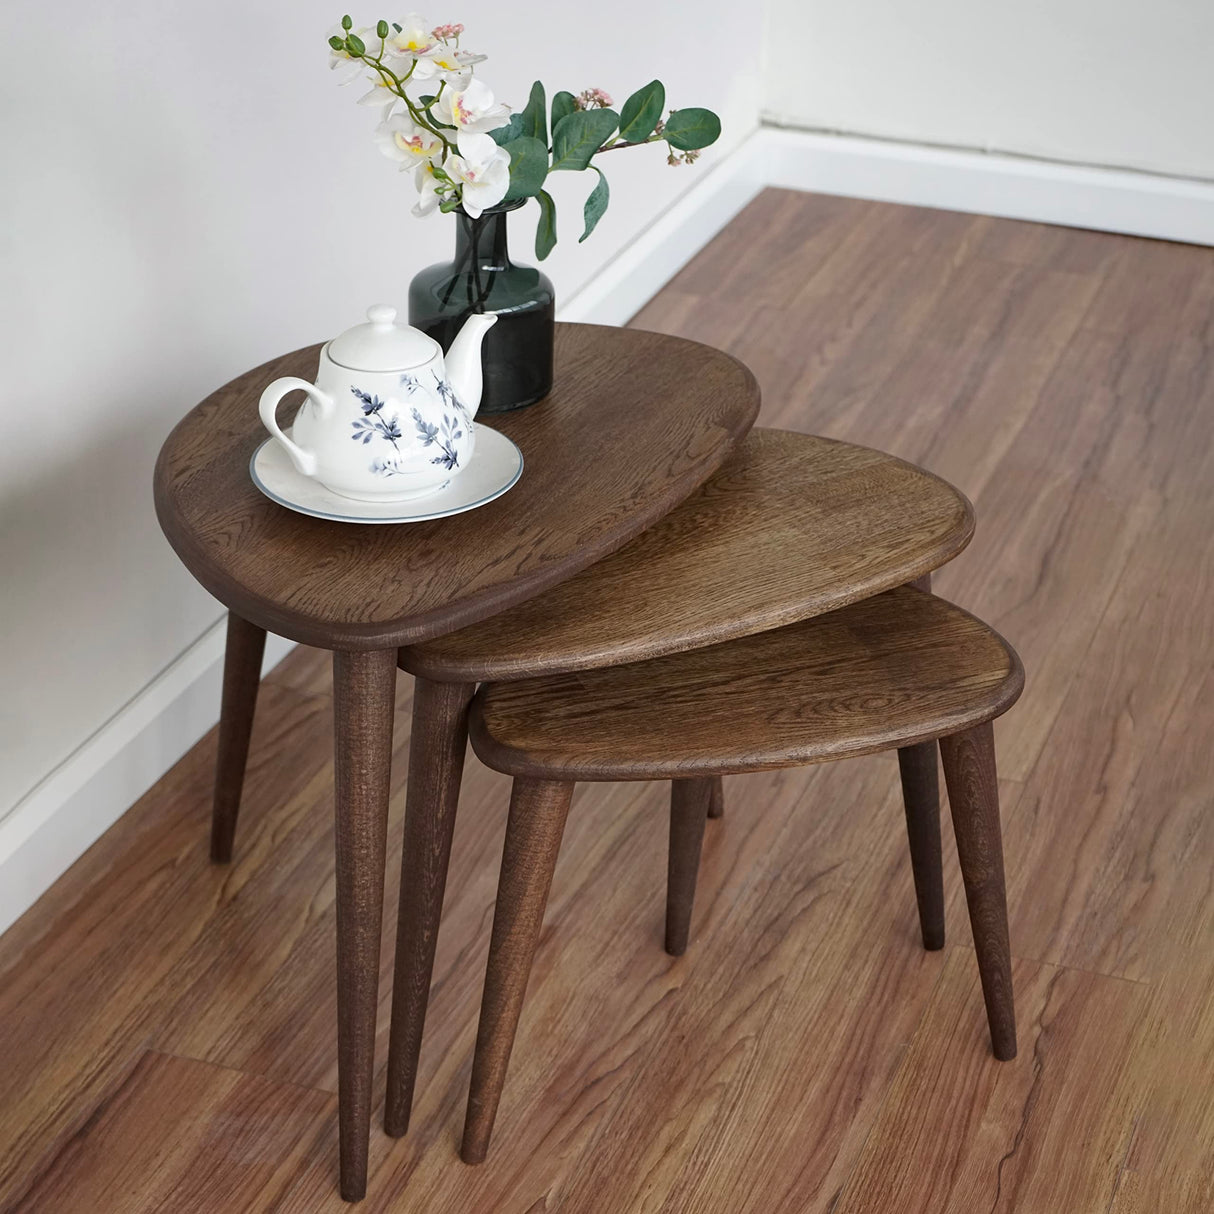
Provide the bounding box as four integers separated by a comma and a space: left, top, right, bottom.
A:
327, 304, 438, 371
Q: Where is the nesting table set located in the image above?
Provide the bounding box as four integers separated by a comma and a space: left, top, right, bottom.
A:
155, 324, 1022, 1201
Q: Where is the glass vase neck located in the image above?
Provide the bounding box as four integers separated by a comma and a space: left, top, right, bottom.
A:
455, 207, 513, 272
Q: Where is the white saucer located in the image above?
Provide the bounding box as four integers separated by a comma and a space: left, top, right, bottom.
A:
249, 425, 523, 524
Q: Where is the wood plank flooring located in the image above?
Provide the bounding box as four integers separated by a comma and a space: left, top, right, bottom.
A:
3, 189, 1214, 1211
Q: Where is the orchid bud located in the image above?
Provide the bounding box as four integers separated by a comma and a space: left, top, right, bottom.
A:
377, 19, 389, 37
341, 14, 352, 29
328, 34, 344, 50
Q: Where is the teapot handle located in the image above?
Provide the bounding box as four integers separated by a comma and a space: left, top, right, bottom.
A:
258, 378, 333, 477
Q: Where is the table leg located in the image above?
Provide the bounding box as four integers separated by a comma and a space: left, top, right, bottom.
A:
384, 677, 475, 1137
897, 741, 945, 950
666, 777, 712, 956
210, 611, 266, 863
940, 721, 1016, 1062
332, 648, 397, 1202
707, 775, 725, 820
462, 777, 574, 1165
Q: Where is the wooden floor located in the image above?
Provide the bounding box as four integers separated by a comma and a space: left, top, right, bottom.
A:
4, 189, 1214, 1212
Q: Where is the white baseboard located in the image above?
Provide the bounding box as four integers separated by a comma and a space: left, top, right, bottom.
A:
6, 122, 1211, 938
760, 127, 1214, 247
0, 621, 294, 936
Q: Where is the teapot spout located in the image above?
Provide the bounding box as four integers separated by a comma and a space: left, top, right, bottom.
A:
445, 312, 498, 417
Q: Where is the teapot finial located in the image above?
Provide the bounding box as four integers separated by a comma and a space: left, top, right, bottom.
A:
366, 303, 397, 329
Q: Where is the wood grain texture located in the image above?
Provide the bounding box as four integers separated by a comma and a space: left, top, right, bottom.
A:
470, 586, 1023, 781
384, 678, 475, 1138
461, 778, 574, 1165
400, 428, 973, 681
154, 324, 759, 650
210, 612, 266, 862
834, 951, 1149, 1212
6, 193, 1214, 1211
331, 648, 396, 1201
12, 1052, 335, 1213
0, 677, 337, 1207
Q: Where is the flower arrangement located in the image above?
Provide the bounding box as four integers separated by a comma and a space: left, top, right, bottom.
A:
328, 14, 721, 258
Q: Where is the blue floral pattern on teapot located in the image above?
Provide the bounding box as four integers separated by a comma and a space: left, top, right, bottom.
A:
348, 374, 474, 479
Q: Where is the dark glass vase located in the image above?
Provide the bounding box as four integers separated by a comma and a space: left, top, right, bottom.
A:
408, 200, 555, 414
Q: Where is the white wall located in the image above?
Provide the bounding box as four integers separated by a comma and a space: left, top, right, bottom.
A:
0, 0, 759, 822
761, 0, 1214, 181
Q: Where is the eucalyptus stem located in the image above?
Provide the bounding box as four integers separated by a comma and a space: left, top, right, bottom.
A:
594, 134, 663, 154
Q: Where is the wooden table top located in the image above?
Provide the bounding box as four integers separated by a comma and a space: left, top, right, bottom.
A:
470, 586, 1023, 780
154, 324, 759, 650
402, 429, 975, 681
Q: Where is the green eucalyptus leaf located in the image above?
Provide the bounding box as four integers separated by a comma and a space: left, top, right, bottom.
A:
521, 80, 547, 144
503, 136, 549, 200
580, 166, 610, 242
663, 107, 721, 151
551, 90, 576, 131
550, 109, 619, 171
535, 189, 557, 260
618, 79, 665, 143
345, 32, 365, 55
489, 112, 525, 146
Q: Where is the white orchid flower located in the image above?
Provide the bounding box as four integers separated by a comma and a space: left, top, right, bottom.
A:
374, 115, 445, 170
447, 132, 510, 218
432, 78, 511, 135
358, 63, 404, 117
327, 23, 376, 82
413, 161, 446, 216
412, 45, 487, 89
384, 13, 439, 59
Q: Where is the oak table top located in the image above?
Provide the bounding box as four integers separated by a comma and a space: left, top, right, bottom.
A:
402, 429, 975, 681
470, 585, 1023, 780
154, 323, 759, 651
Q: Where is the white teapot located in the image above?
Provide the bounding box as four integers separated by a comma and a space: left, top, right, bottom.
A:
259, 304, 497, 502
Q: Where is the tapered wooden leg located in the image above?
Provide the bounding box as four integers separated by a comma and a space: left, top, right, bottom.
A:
384, 677, 475, 1137
940, 721, 1016, 1061
898, 741, 945, 950
332, 648, 397, 1202
707, 775, 725, 820
210, 612, 266, 863
462, 777, 574, 1165
666, 778, 712, 956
